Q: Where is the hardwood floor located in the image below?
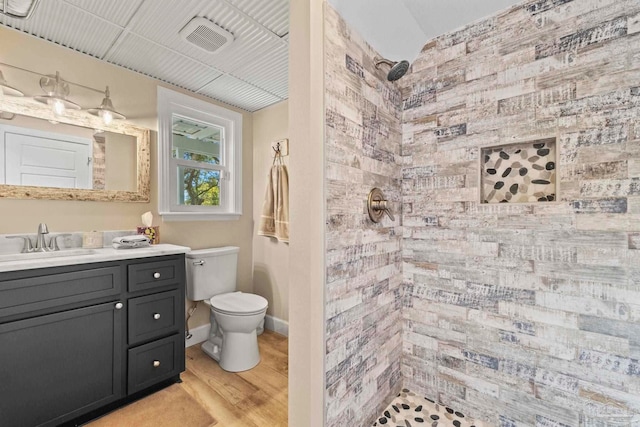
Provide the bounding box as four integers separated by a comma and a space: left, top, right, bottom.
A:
88, 331, 288, 427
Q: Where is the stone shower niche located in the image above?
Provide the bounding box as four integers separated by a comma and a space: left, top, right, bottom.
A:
480, 137, 557, 204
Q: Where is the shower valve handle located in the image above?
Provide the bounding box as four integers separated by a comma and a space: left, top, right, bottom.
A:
367, 188, 395, 223
371, 200, 395, 221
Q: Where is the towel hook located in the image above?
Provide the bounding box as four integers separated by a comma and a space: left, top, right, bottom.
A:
367, 188, 395, 223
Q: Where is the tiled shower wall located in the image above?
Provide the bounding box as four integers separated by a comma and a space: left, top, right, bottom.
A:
400, 0, 640, 425
324, 5, 404, 427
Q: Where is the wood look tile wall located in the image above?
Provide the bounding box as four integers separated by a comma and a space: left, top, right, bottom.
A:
400, 0, 640, 425
324, 5, 404, 427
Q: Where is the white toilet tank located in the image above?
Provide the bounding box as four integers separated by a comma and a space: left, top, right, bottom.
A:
186, 247, 239, 301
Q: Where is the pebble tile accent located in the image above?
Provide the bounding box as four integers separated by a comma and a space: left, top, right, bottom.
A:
481, 138, 556, 203
372, 390, 485, 427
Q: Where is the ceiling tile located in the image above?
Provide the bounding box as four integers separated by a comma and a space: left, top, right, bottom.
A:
125, 0, 286, 72
0, 0, 122, 58
107, 33, 221, 92
228, 0, 289, 37
198, 75, 282, 112
126, 0, 248, 67
63, 0, 145, 27
0, 0, 290, 111
227, 47, 288, 98
212, 36, 286, 76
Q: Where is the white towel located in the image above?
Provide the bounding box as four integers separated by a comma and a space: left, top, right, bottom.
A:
258, 164, 289, 243
112, 235, 151, 249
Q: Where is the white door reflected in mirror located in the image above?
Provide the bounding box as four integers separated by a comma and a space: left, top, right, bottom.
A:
0, 114, 137, 191
4, 125, 92, 189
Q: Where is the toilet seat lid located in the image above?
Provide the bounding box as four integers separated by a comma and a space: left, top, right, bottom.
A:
210, 292, 268, 315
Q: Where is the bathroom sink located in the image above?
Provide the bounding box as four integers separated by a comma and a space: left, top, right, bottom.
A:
0, 248, 97, 263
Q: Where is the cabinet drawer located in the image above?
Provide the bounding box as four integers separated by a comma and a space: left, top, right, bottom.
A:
128, 257, 183, 293
0, 266, 121, 319
128, 290, 180, 345
128, 334, 183, 394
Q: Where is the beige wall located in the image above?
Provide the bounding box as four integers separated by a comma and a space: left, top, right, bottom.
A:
288, 0, 326, 426
252, 100, 289, 322
0, 26, 254, 329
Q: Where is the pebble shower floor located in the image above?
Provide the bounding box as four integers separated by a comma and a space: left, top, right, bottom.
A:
372, 389, 486, 427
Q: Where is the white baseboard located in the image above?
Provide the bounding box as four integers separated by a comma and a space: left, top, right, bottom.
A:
185, 324, 210, 348
265, 314, 289, 336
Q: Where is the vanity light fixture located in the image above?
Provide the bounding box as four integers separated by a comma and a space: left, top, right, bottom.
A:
0, 70, 24, 97
33, 71, 81, 117
0, 62, 128, 125
88, 86, 126, 125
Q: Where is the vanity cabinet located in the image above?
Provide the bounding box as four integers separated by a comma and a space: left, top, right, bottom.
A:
0, 301, 123, 427
0, 253, 186, 427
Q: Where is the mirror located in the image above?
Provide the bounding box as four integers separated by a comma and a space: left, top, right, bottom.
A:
0, 95, 149, 202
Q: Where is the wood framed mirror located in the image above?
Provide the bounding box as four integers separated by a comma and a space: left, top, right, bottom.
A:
0, 95, 150, 202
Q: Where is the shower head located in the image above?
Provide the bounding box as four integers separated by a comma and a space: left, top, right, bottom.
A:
374, 57, 410, 81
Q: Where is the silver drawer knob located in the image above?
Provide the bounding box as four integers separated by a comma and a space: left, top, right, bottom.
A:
115, 302, 123, 310
153, 272, 161, 279
153, 360, 161, 368
153, 313, 161, 320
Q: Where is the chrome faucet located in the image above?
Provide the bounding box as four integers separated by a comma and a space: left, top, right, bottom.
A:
35, 223, 49, 252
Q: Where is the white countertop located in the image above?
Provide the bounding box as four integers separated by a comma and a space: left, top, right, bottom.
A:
0, 244, 191, 273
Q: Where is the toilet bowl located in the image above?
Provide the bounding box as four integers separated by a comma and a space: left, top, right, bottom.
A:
201, 292, 268, 372
186, 247, 269, 372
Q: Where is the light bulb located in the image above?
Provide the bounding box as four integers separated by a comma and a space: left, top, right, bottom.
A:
99, 109, 113, 125
48, 98, 66, 116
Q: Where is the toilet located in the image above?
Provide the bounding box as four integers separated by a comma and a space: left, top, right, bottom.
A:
186, 247, 268, 372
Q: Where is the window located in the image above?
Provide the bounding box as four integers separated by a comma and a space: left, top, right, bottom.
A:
157, 87, 242, 220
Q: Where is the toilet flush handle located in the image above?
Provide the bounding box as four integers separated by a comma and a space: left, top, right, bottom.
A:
193, 260, 206, 266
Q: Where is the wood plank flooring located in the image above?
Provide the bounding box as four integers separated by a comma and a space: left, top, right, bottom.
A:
88, 331, 288, 427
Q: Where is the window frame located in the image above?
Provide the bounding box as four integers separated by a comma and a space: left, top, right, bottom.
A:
158, 87, 242, 221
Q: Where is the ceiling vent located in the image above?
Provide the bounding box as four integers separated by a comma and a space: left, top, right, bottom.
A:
0, 0, 41, 19
179, 17, 234, 54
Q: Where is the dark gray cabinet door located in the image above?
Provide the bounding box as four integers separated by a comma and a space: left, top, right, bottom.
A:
0, 301, 123, 427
